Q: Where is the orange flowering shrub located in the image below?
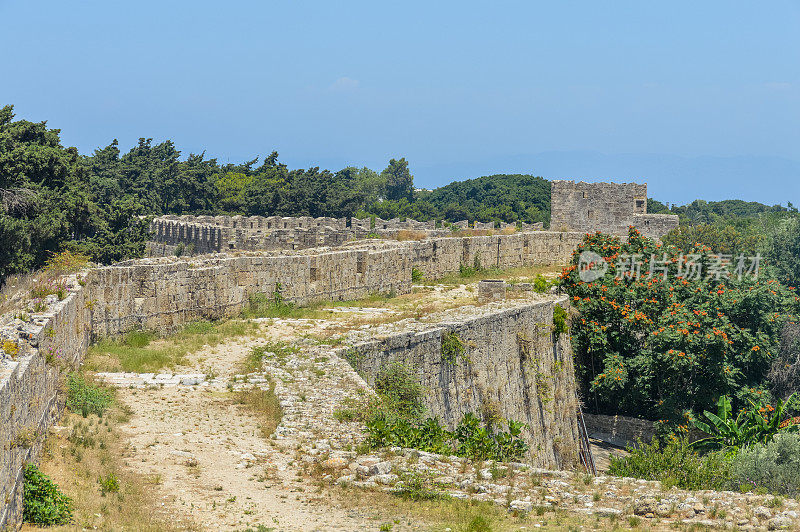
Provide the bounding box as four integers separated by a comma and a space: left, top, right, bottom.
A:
560, 227, 799, 422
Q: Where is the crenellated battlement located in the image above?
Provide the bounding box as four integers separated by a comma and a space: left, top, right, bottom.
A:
146, 215, 541, 256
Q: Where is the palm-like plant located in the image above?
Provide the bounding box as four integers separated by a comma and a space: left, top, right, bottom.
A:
691, 393, 798, 452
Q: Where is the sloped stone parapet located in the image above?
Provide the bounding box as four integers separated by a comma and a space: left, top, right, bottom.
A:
339, 297, 581, 470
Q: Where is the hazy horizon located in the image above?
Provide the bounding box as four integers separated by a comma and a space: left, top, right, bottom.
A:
3, 0, 798, 207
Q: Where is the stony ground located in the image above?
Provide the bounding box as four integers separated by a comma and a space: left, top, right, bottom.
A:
106, 327, 389, 531
95, 304, 800, 531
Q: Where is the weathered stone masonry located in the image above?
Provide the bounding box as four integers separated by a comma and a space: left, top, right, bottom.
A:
550, 181, 678, 239
343, 298, 580, 469
149, 180, 678, 256
0, 276, 91, 529
0, 229, 586, 528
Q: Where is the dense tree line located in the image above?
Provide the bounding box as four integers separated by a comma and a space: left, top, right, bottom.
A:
2, 104, 799, 288
361, 174, 551, 225
0, 105, 554, 284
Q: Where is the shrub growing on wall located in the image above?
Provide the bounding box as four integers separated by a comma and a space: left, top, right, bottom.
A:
365, 412, 529, 462
374, 362, 425, 420
441, 330, 465, 365
560, 227, 799, 422
66, 374, 113, 417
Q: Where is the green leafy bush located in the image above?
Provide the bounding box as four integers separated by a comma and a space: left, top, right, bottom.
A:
373, 362, 425, 420
608, 437, 731, 491
459, 263, 476, 277
99, 473, 120, 495
23, 463, 73, 525
663, 223, 765, 257
66, 374, 113, 417
533, 274, 550, 293
394, 470, 448, 501
691, 393, 799, 452
552, 304, 568, 339
766, 217, 800, 288
473, 253, 483, 273
729, 433, 800, 496
411, 267, 424, 283
365, 412, 528, 462
241, 283, 297, 318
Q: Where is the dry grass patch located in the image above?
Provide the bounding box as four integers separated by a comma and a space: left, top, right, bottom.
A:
85, 319, 260, 373
26, 402, 184, 531
233, 382, 283, 439
395, 230, 428, 241
1, 251, 89, 315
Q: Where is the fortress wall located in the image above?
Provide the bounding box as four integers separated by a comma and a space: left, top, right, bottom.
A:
550, 181, 678, 239
550, 181, 646, 235
0, 280, 91, 529
149, 218, 224, 253
85, 247, 411, 338
342, 297, 580, 470
0, 229, 582, 527
409, 231, 584, 280
0, 245, 411, 527
148, 215, 540, 256
631, 214, 680, 240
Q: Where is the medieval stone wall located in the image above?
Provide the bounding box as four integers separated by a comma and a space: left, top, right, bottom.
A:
408, 231, 583, 280
0, 276, 91, 529
550, 181, 678, 239
147, 215, 547, 256
0, 228, 587, 528
342, 298, 580, 469
631, 213, 681, 240
84, 247, 411, 338
582, 413, 658, 449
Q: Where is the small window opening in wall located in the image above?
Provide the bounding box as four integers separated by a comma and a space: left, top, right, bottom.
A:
229, 243, 235, 249
310, 267, 318, 281
636, 200, 645, 209
583, 192, 587, 199
356, 260, 366, 274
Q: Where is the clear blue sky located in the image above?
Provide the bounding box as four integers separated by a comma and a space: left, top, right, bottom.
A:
2, 0, 798, 206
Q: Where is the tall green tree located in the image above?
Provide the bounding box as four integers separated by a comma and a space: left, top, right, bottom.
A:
381, 157, 414, 202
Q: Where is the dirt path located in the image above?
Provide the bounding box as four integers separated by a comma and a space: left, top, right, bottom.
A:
111, 325, 401, 531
